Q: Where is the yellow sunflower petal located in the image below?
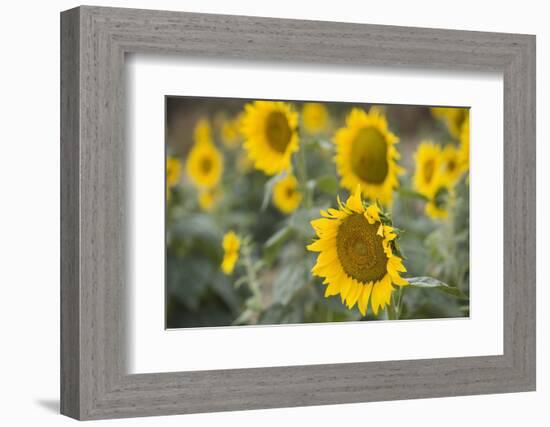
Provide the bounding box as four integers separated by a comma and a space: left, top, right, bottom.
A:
345, 185, 364, 213
346, 280, 362, 308
357, 283, 373, 316
324, 280, 341, 297
365, 204, 381, 224
390, 273, 409, 286
307, 238, 336, 252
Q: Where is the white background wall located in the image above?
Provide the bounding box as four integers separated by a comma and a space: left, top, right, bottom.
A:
0, 0, 546, 425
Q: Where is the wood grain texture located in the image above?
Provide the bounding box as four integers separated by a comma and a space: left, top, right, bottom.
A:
60, 6, 536, 420
60, 7, 80, 419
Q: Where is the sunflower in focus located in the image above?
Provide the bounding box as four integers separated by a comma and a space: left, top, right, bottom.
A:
302, 102, 330, 134
413, 141, 442, 198
307, 186, 408, 316
425, 176, 454, 220
333, 108, 403, 205
240, 101, 299, 176
198, 187, 220, 212
186, 119, 223, 189
221, 231, 240, 275
431, 107, 468, 139
441, 144, 462, 184
272, 174, 302, 214
220, 113, 243, 149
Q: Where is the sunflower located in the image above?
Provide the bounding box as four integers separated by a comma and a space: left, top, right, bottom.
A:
425, 176, 454, 220
194, 118, 213, 145
166, 156, 182, 200
272, 174, 302, 214
221, 231, 240, 275
302, 102, 330, 134
240, 101, 299, 175
431, 107, 469, 139
198, 187, 220, 212
413, 141, 442, 198
166, 156, 182, 188
186, 120, 223, 189
441, 144, 462, 184
333, 107, 403, 205
307, 186, 408, 316
220, 113, 243, 149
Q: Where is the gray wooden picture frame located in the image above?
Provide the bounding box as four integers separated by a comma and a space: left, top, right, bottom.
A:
60, 5, 536, 421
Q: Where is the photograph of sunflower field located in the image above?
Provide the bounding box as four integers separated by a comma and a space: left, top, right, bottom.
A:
165, 96, 470, 329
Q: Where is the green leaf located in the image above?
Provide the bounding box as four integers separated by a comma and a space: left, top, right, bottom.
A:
396, 187, 429, 201
289, 207, 324, 238
233, 275, 249, 289
171, 213, 221, 246
166, 256, 213, 310
272, 262, 308, 305
263, 226, 295, 265
264, 226, 293, 250
258, 303, 303, 325
210, 272, 240, 311
406, 276, 466, 298
305, 138, 333, 152
232, 309, 255, 325
315, 174, 339, 194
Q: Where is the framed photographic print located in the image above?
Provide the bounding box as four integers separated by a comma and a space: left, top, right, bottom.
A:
61, 6, 536, 420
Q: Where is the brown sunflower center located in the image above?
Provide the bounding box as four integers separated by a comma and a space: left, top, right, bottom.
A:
265, 111, 292, 153
447, 159, 456, 173
200, 156, 213, 174
350, 127, 389, 184
336, 213, 388, 283
424, 159, 435, 184
285, 186, 295, 199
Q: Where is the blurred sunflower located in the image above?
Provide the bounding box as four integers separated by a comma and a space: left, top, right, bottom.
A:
413, 141, 442, 198
194, 118, 213, 145
221, 231, 240, 275
333, 108, 402, 205
198, 187, 220, 212
425, 177, 454, 220
302, 102, 330, 134
166, 156, 182, 200
441, 144, 462, 184
220, 113, 243, 149
307, 186, 408, 316
240, 101, 299, 175
272, 174, 302, 214
186, 120, 223, 189
431, 107, 468, 139
166, 156, 182, 188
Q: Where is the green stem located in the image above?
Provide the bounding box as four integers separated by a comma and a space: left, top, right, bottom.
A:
242, 239, 262, 311
387, 294, 398, 320
396, 286, 405, 318
297, 142, 313, 208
